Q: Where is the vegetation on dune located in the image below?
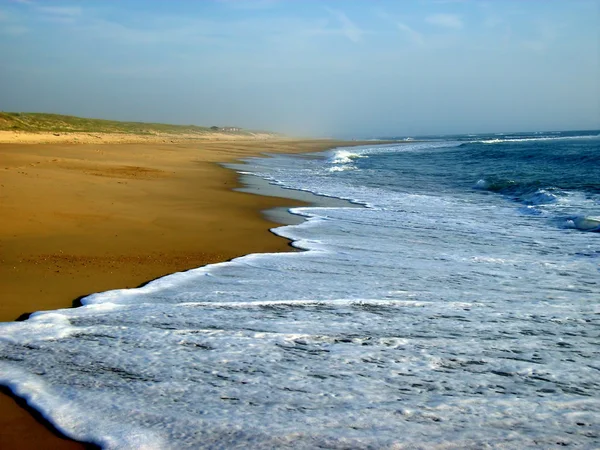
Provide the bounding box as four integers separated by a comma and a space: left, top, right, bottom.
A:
0, 112, 263, 136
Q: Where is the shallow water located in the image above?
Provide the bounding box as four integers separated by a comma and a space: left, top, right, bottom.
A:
1, 131, 599, 448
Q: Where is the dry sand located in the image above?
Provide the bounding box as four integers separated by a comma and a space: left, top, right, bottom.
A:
0, 130, 279, 145
0, 136, 365, 449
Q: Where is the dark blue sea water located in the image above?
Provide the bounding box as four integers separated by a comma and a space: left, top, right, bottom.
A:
345, 131, 600, 232
1, 130, 599, 448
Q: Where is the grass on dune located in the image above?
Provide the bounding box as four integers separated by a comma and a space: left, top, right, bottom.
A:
0, 112, 259, 136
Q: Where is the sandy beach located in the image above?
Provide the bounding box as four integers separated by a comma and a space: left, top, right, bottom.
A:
0, 137, 364, 449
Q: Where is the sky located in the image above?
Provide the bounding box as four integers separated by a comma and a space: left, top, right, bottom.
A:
0, 0, 599, 137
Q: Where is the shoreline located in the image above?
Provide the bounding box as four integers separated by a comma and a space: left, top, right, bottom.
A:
0, 138, 374, 449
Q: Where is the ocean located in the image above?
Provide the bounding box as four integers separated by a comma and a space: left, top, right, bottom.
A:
1, 130, 599, 448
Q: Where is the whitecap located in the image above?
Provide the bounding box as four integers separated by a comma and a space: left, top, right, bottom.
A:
328, 165, 356, 172
566, 216, 600, 232
329, 149, 366, 165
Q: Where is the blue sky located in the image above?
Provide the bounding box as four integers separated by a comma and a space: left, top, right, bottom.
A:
1, 0, 598, 136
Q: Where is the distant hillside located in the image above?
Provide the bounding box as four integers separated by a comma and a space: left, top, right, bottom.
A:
0, 112, 267, 137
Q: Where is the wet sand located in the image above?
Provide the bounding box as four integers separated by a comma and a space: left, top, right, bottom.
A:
0, 138, 365, 449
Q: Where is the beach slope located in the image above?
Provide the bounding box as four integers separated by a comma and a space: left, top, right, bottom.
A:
0, 137, 363, 448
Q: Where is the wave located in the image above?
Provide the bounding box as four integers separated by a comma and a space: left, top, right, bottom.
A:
475, 179, 600, 232
328, 165, 356, 172
474, 179, 561, 205
328, 141, 462, 164
524, 189, 560, 206
475, 134, 599, 144
329, 149, 366, 165
565, 216, 600, 232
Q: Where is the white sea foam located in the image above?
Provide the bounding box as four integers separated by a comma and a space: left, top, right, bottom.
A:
566, 216, 600, 231
523, 188, 559, 205
328, 165, 356, 172
477, 134, 598, 144
474, 179, 488, 189
329, 149, 364, 164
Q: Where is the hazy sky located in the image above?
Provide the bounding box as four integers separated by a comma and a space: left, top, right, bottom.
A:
1, 0, 598, 136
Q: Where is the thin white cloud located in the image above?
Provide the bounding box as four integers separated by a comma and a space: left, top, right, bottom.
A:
80, 18, 220, 46
426, 13, 463, 29
325, 7, 364, 43
78, 15, 314, 50
376, 9, 424, 46
396, 22, 425, 45
9, 0, 84, 24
